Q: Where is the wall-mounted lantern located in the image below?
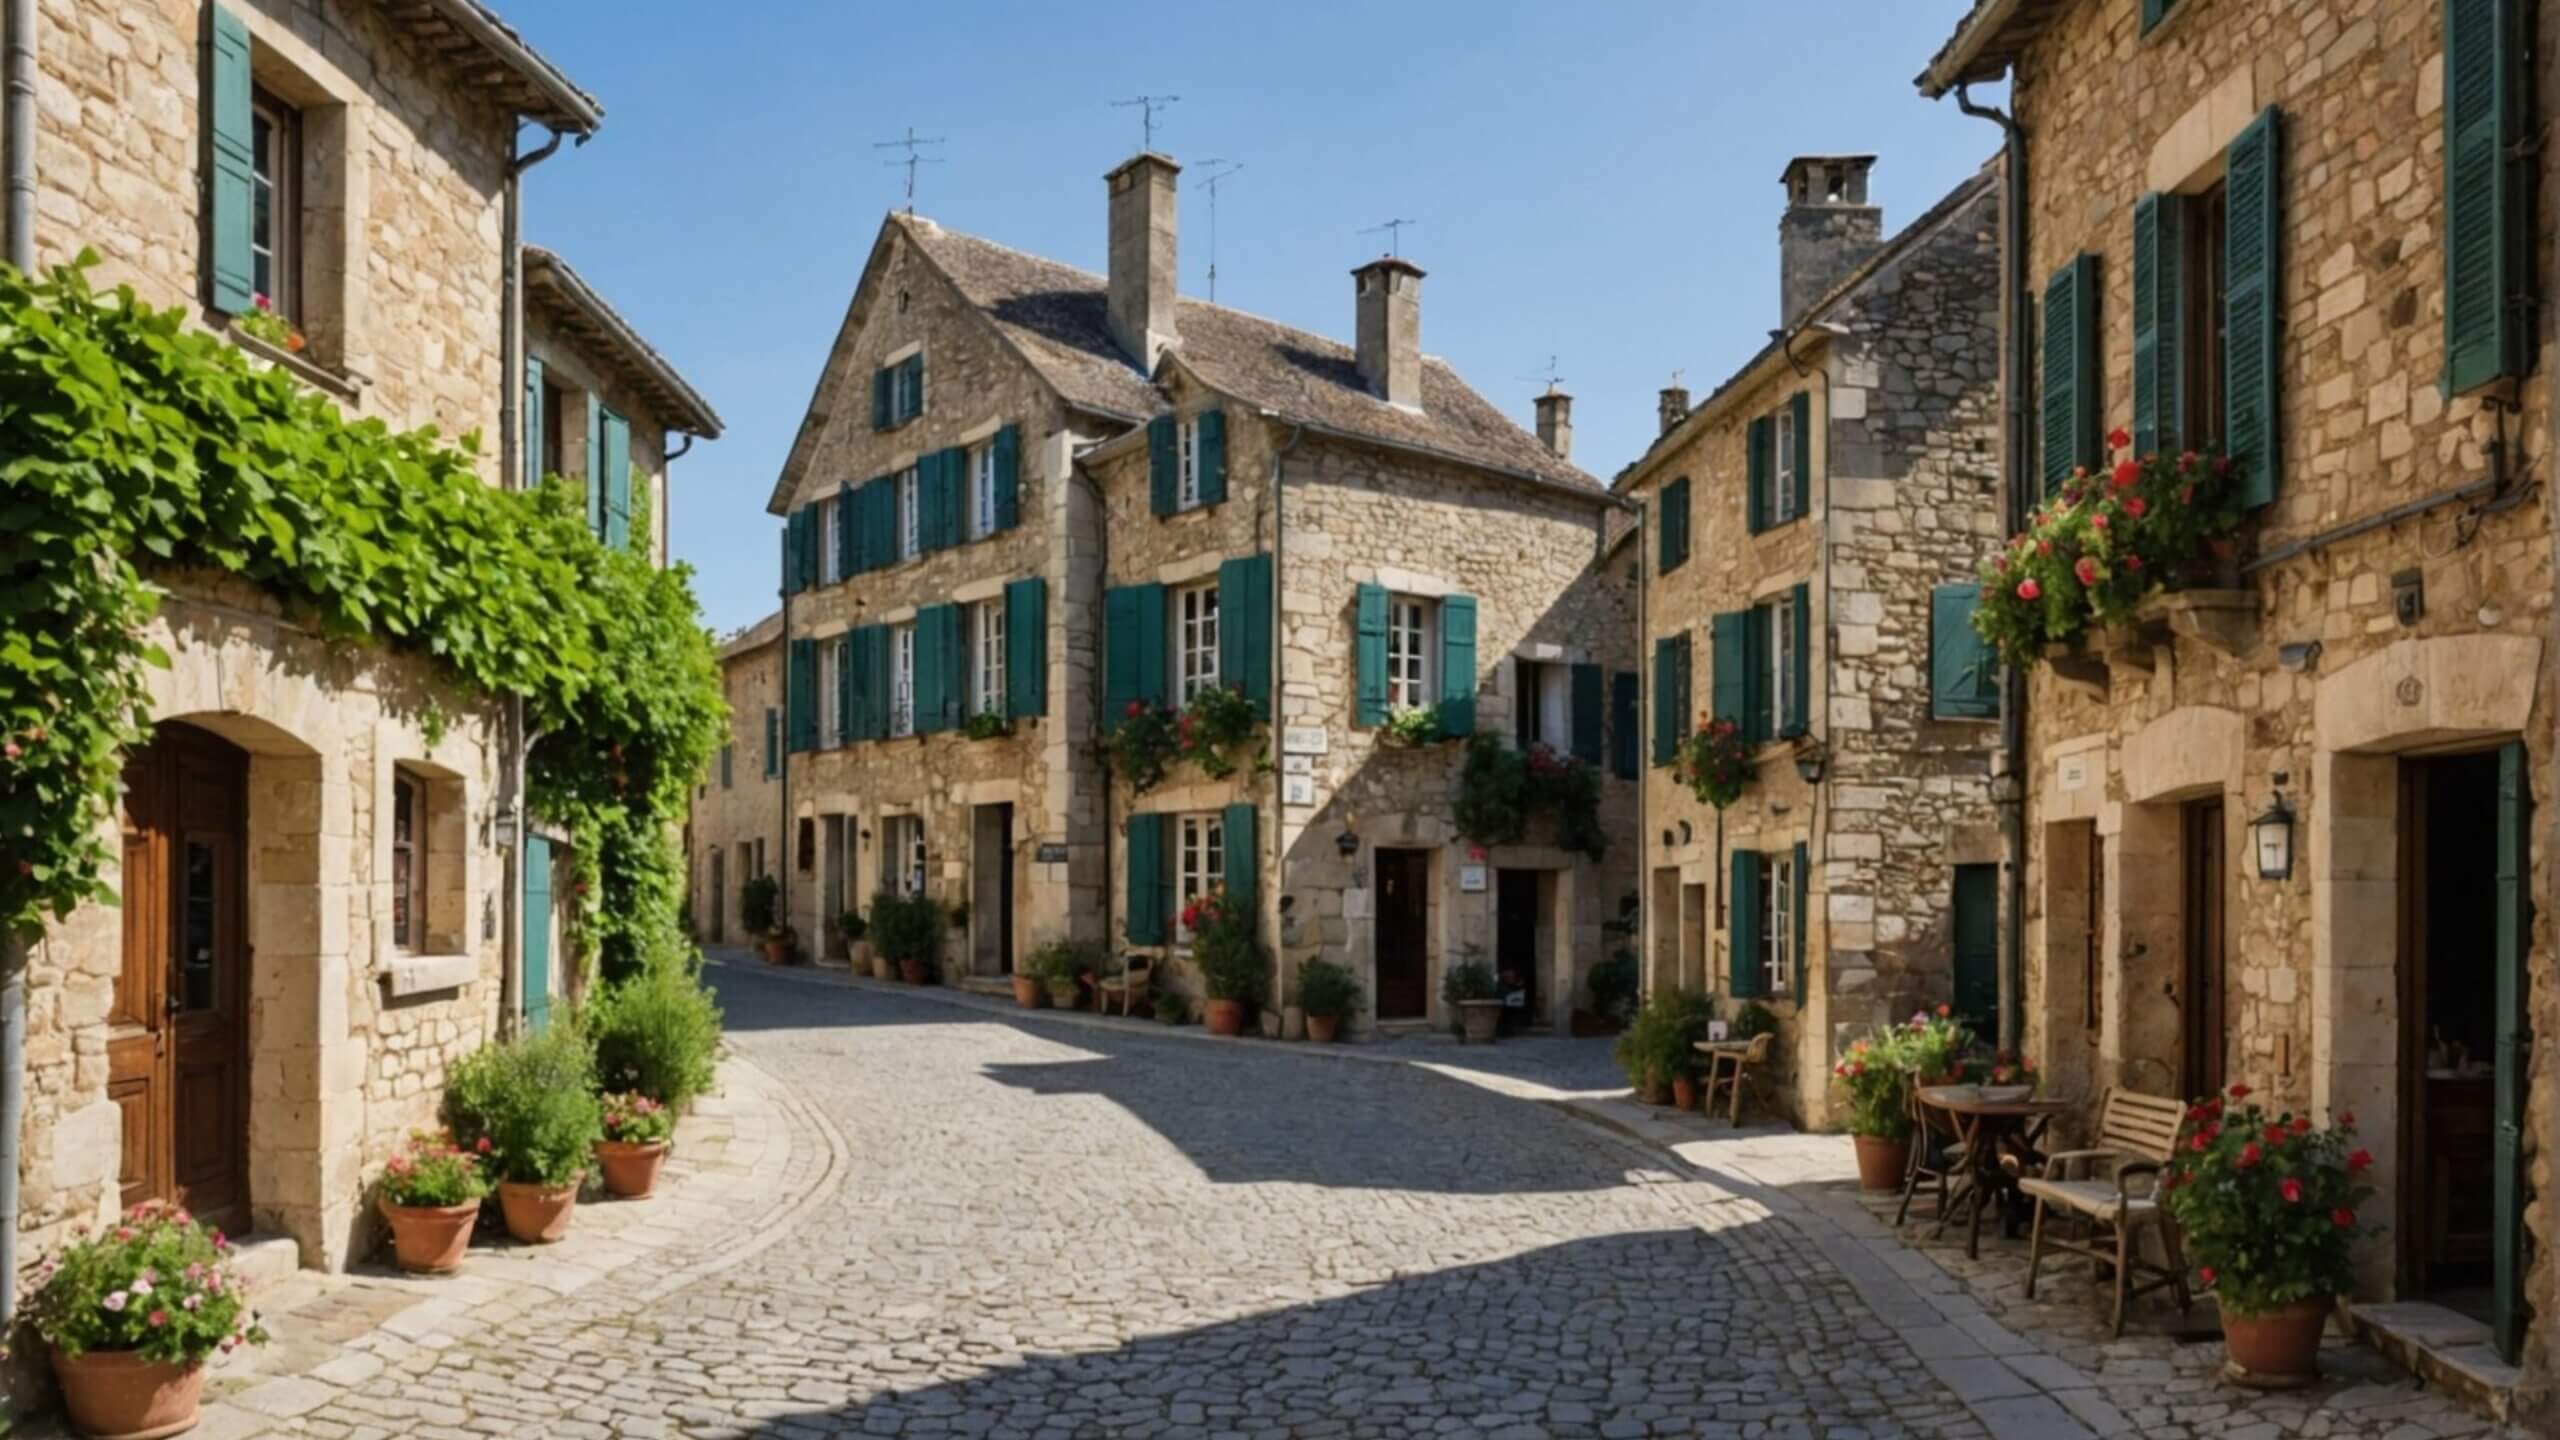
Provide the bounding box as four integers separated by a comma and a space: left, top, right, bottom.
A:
2251, 783, 2296, 881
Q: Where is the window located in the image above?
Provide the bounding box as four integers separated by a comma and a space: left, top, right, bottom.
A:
890, 624, 916, 737
970, 442, 998, 540
1176, 582, 1219, 701
819, 496, 842, 584
894, 356, 923, 423
249, 88, 299, 315
1177, 417, 1203, 510
897, 467, 920, 561
391, 772, 421, 951
817, 640, 840, 749
753, 837, 766, 879
1758, 594, 1796, 743
2180, 181, 2229, 453
1176, 812, 1225, 940
1387, 598, 1434, 711
763, 706, 779, 778
1514, 660, 1571, 748
540, 378, 567, 480
881, 815, 925, 897
971, 600, 1006, 718
1773, 408, 1798, 521
719, 743, 734, 789
1760, 851, 1795, 993
797, 816, 816, 873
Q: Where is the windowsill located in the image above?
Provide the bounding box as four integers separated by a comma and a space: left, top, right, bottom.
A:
2137, 0, 2200, 48
228, 325, 366, 401
378, 951, 477, 999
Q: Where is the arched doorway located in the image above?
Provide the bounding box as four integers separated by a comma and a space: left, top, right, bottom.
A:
111, 721, 252, 1230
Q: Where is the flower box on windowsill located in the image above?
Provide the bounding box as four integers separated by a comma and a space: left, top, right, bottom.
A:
2137, 588, 2257, 657
229, 325, 366, 402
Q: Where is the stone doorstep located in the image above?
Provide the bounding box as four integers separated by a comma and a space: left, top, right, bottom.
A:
225, 1232, 302, 1290
2343, 1300, 2520, 1422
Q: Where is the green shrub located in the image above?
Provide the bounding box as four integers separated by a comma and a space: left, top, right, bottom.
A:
1614, 989, 1716, 1086
1027, 939, 1105, 983
1733, 1001, 1781, 1042
1586, 948, 1640, 1023
444, 1025, 603, 1187
1296, 958, 1362, 1020
584, 952, 723, 1110
740, 873, 780, 936
869, 890, 947, 975
1190, 892, 1265, 1004
1152, 988, 1189, 1025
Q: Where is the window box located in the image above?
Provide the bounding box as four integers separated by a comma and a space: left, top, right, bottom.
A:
377, 951, 477, 1000
229, 324, 363, 401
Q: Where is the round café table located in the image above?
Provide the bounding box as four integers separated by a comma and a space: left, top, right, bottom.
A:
1916, 1088, 2074, 1259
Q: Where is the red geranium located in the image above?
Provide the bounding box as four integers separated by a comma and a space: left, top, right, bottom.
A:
2163, 1098, 2371, 1317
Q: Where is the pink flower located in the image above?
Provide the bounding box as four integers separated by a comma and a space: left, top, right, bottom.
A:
2, 742, 16, 760
475, 1137, 492, 1154
2122, 553, 2143, 572
253, 292, 272, 311
102, 1291, 128, 1313
2036, 539, 2052, 556
2015, 579, 2041, 602
2089, 512, 2109, 531
2280, 1177, 2304, 1204
2074, 556, 2101, 587
183, 1294, 203, 1311
148, 1309, 170, 1328
2199, 1265, 2217, 1286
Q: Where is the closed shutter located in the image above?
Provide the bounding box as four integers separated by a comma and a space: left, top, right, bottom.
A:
2446, 0, 2526, 395
1746, 417, 1771, 533
1787, 392, 1812, 523
1728, 851, 1763, 998
1711, 610, 1748, 730
523, 356, 546, 488
720, 744, 733, 789
1569, 662, 1604, 765
1004, 576, 1047, 719
917, 450, 949, 553
600, 411, 632, 549
1658, 478, 1689, 574
860, 626, 892, 740
1784, 583, 1811, 737
763, 708, 778, 776
2493, 739, 2531, 1361
836, 481, 857, 575
900, 354, 924, 420
1198, 409, 1228, 505
992, 423, 1022, 532
845, 627, 875, 741
865, 478, 897, 571
1438, 594, 1478, 737
913, 604, 950, 733
834, 636, 854, 742
200, 4, 255, 314
787, 639, 817, 752
1791, 841, 1810, 1005
1125, 813, 1168, 946
1611, 670, 1640, 780
586, 393, 607, 535
1651, 637, 1679, 767
1221, 802, 1259, 917
1952, 864, 2001, 1038
2041, 254, 2101, 496
2225, 108, 2283, 510
1218, 553, 1273, 714
1148, 416, 1178, 516
871, 367, 892, 430
1930, 583, 1999, 719
780, 514, 800, 596
1354, 582, 1389, 726
521, 837, 553, 1033
2132, 193, 2186, 456
1102, 583, 1167, 728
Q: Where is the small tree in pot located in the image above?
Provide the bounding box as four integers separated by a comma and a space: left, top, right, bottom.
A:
837, 909, 869, 969
739, 873, 779, 940
1189, 889, 1264, 1036
445, 1025, 604, 1244
1296, 958, 1362, 1043
1441, 949, 1504, 1044
1614, 989, 1713, 1104
870, 889, 947, 985
1028, 939, 1103, 1010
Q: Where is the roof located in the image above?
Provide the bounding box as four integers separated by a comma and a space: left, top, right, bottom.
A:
717, 611, 782, 662
1917, 0, 2066, 98
373, 0, 602, 134
526, 247, 724, 437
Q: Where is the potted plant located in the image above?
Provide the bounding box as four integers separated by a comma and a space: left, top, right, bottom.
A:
1027, 940, 1098, 1010
1899, 1005, 1974, 1086
837, 909, 870, 970
1441, 950, 1503, 1044
1378, 703, 1448, 748
1615, 989, 1713, 1104
761, 924, 799, 966
739, 873, 779, 942
1832, 1029, 1915, 1191
445, 1025, 603, 1245
1576, 947, 1640, 1036
26, 1201, 271, 1440
870, 889, 946, 985
376, 1128, 491, 1273
1297, 958, 1361, 1043
1189, 889, 1264, 1036
585, 946, 725, 1115
596, 1092, 676, 1199
1152, 988, 1189, 1026
2160, 1086, 2374, 1384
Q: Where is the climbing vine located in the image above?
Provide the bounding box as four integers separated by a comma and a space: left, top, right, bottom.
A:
0, 255, 725, 963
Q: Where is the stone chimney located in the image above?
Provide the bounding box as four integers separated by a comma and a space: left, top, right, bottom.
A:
1533, 385, 1573, 460
1658, 384, 1691, 436
1352, 256, 1425, 409
1106, 152, 1180, 369
1779, 155, 1882, 330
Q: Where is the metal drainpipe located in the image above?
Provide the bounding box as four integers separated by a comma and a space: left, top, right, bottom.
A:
1267, 421, 1303, 1007
1956, 82, 2034, 1054
1634, 495, 1649, 999
3, 0, 37, 1333
498, 124, 564, 1039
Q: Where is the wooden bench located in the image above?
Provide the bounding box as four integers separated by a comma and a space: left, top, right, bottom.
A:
2017, 1088, 2191, 1336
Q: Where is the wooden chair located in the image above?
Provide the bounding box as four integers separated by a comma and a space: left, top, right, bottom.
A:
1896, 1084, 1972, 1229
1700, 1031, 1773, 1125
2016, 1089, 2192, 1337
1094, 956, 1153, 1017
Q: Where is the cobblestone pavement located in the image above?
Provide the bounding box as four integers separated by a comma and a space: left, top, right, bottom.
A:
57, 964, 2513, 1440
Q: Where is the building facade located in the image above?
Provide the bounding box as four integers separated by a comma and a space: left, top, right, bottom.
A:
1619, 157, 2006, 1125
1923, 0, 2560, 1400
689, 615, 784, 947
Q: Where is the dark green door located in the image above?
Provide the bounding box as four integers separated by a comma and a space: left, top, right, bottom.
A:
1952, 864, 2000, 1041
2493, 741, 2531, 1361
523, 836, 554, 1034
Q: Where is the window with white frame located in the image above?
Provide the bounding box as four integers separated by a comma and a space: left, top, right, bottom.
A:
1513, 659, 1571, 748
1176, 812, 1224, 940
391, 771, 422, 951
1177, 416, 1203, 510
969, 441, 997, 540
249, 88, 301, 318
1760, 850, 1795, 993
1760, 593, 1796, 740
817, 640, 841, 749
897, 466, 920, 561
971, 599, 1006, 717
890, 623, 916, 737
880, 815, 925, 897
893, 357, 924, 423
1386, 597, 1435, 711
819, 496, 841, 584
1176, 582, 1219, 701
1774, 410, 1798, 521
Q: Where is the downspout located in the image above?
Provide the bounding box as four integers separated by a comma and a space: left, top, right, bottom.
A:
498, 124, 564, 1039
3, 0, 35, 1333
1266, 422, 1304, 1012
1634, 495, 1649, 999
1955, 82, 2033, 1053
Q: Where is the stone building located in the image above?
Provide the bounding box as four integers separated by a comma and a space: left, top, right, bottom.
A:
1922, 0, 2560, 1403
1615, 157, 2005, 1126
767, 152, 1636, 1023
688, 614, 784, 946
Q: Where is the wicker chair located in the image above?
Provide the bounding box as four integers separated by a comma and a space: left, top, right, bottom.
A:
1094, 956, 1153, 1017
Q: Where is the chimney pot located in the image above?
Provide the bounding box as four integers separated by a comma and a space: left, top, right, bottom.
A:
1534, 386, 1573, 460
1658, 385, 1691, 437
1106, 152, 1180, 370
1352, 256, 1425, 409
1778, 154, 1883, 330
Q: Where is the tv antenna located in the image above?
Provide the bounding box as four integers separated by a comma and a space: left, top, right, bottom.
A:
1359, 218, 1419, 258
1194, 159, 1244, 302
1111, 94, 1180, 152
874, 127, 945, 213
1519, 355, 1565, 392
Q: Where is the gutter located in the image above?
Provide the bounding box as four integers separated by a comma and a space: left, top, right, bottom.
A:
1266, 419, 1304, 1014
1917, 0, 2032, 100
418, 0, 602, 136
1635, 493, 1651, 1003
2, 0, 31, 1334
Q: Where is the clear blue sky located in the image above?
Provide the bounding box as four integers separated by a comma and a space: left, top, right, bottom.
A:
504, 2, 2001, 636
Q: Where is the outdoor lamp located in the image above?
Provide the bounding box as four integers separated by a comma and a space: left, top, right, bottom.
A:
1794, 742, 1829, 784
1335, 828, 1360, 858
2251, 786, 2296, 881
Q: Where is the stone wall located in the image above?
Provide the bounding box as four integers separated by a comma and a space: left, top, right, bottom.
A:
525, 306, 674, 568
688, 630, 782, 945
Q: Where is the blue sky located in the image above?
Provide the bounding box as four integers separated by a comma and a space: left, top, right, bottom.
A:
504, 2, 2001, 636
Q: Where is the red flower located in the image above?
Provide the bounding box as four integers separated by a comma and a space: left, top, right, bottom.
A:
1125, 700, 1144, 719
2089, 512, 2109, 531
2111, 460, 2140, 490
2036, 539, 2052, 556
2291, 1115, 2311, 1135
2178, 483, 2196, 506
2123, 496, 2148, 519
2199, 1265, 2218, 1286
2347, 1147, 2373, 1173
253, 292, 272, 311
476, 1136, 492, 1154
2338, 1111, 2356, 1128
2280, 1176, 2304, 1204
2228, 1083, 2252, 1099
2190, 1133, 2210, 1152
2016, 579, 2042, 602
1849, 1061, 1866, 1077
1936, 1003, 1952, 1018
148, 1310, 170, 1329
2333, 1207, 2357, 1228
2074, 556, 2101, 587
2107, 427, 2132, 451
2123, 553, 2144, 572
2263, 1124, 2287, 1147
2179, 451, 2198, 470
2238, 1142, 2262, 1168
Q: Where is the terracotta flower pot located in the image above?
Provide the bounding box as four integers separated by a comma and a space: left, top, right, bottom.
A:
50, 1346, 206, 1440
1852, 1134, 1913, 1191
1306, 1014, 1342, 1044
1045, 978, 1082, 1010
1634, 1072, 1670, 1106
899, 959, 929, 985
1204, 998, 1246, 1036
597, 1141, 668, 1199
1011, 974, 1043, 1009
380, 1196, 479, 1274
1671, 1074, 1700, 1111
2221, 1296, 2332, 1384
1459, 999, 1502, 1044
761, 940, 795, 965
497, 1178, 580, 1244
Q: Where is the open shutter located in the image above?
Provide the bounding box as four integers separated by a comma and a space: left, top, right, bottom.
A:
1931, 584, 2000, 719
522, 357, 546, 488
1569, 663, 1604, 766
1651, 637, 1678, 767
2446, 0, 2526, 395
1218, 553, 1273, 714
1611, 670, 1639, 780
601, 411, 632, 549
1710, 611, 1748, 730
941, 447, 970, 548
1746, 418, 1771, 533
871, 367, 892, 430
1198, 410, 1228, 505
2493, 739, 2532, 1360
1102, 583, 1167, 728
1438, 595, 1478, 737
864, 626, 894, 740
834, 636, 854, 742
1658, 478, 1689, 574
2225, 108, 2283, 510
912, 604, 950, 733
1005, 577, 1047, 719
780, 515, 800, 597
1784, 584, 1811, 737
1354, 583, 1389, 726
1745, 606, 1772, 745
1675, 635, 1692, 752
1792, 841, 1810, 1005
2132, 193, 2186, 456
992, 423, 1022, 532
1148, 416, 1178, 516
844, 628, 873, 742
200, 4, 255, 314
1787, 392, 1812, 523
867, 478, 898, 571
836, 481, 857, 576
1221, 802, 1259, 918
917, 450, 949, 553
1728, 852, 1763, 998
2041, 254, 2101, 496
1125, 814, 1168, 946
763, 708, 779, 776
787, 639, 817, 752
586, 393, 608, 536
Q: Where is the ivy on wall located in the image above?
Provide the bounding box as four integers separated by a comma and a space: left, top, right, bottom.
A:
0, 256, 724, 972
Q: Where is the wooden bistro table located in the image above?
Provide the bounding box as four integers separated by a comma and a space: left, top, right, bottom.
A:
1917, 1087, 2074, 1259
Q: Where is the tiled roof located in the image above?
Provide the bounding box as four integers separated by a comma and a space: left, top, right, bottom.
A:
1916, 0, 2067, 98
526, 247, 724, 437
373, 0, 602, 133
717, 610, 782, 662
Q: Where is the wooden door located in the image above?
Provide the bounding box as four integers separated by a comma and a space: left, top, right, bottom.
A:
1374, 850, 1431, 1020
1496, 870, 1540, 1022
1951, 864, 2000, 1041
2181, 798, 2227, 1100
2492, 742, 2530, 1360
111, 724, 250, 1228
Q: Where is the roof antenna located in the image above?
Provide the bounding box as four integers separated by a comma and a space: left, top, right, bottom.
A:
1518, 355, 1565, 393
874, 127, 945, 215
1111, 94, 1179, 152
1359, 218, 1418, 258
1193, 159, 1243, 302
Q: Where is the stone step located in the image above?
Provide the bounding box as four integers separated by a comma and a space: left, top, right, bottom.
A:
225, 1232, 303, 1288
2342, 1299, 2517, 1424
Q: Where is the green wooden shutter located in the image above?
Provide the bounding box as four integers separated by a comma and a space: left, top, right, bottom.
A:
1930, 583, 2000, 719
2132, 193, 2186, 456
1784, 583, 1811, 737
942, 447, 971, 547
1650, 637, 1678, 767
992, 423, 1022, 532
2225, 108, 2283, 510
522, 357, 546, 488
862, 626, 893, 740
1792, 841, 1810, 1005
2493, 739, 2531, 1361
1611, 670, 1639, 780
2140, 0, 2175, 33
1125, 813, 1168, 946
2042, 254, 2101, 496
871, 367, 893, 430
2446, 0, 2526, 395
1198, 409, 1228, 505
1354, 583, 1389, 726
1221, 802, 1259, 917
720, 743, 733, 789
845, 627, 874, 742
1218, 553, 1273, 714
836, 481, 857, 576
917, 450, 949, 553
901, 353, 925, 421
586, 393, 607, 536
914, 604, 956, 733
834, 636, 854, 742
1746, 418, 1771, 533
1438, 595, 1478, 737
1103, 583, 1167, 728
1787, 392, 1812, 523
787, 639, 817, 752
1728, 852, 1763, 998
1710, 611, 1747, 729
522, 836, 553, 1032
601, 411, 632, 549
866, 478, 898, 571
1005, 576, 1047, 719
1658, 478, 1689, 574
763, 708, 778, 776
780, 515, 799, 597
1148, 416, 1178, 516
1569, 663, 1603, 766
1675, 635, 1692, 749
201, 3, 255, 314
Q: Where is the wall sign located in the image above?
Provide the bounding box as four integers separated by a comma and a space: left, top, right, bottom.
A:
1458, 864, 1488, 893
1034, 842, 1069, 864
1283, 774, 1317, 806
1283, 726, 1330, 756
2057, 755, 2089, 793
1282, 754, 1314, 775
